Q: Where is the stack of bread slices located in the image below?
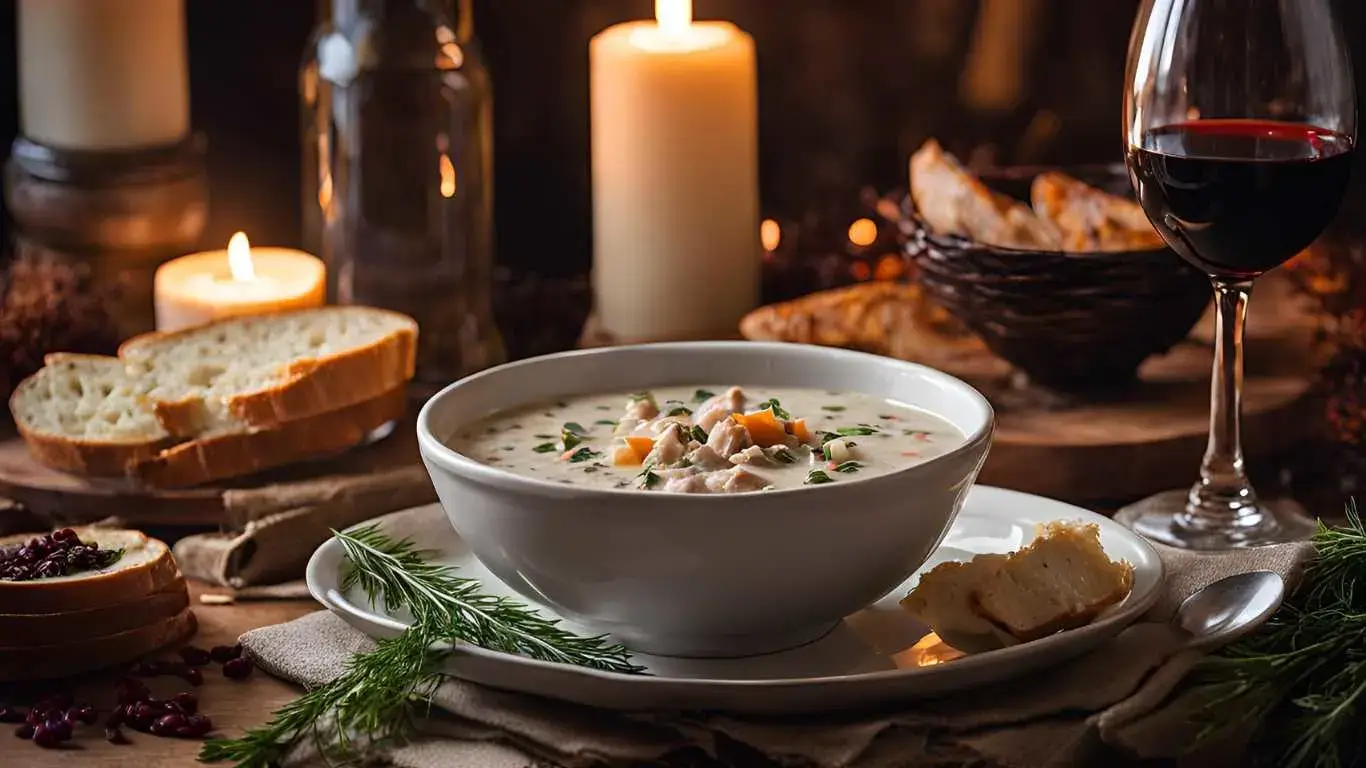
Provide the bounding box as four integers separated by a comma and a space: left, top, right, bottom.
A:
8, 306, 418, 488
0, 528, 193, 681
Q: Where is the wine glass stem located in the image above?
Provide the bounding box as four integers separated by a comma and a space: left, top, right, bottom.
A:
1186, 279, 1261, 529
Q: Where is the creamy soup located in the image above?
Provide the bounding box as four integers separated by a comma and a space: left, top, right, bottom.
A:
450, 386, 965, 494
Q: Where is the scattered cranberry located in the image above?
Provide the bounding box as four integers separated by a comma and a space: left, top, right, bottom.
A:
72, 705, 97, 725
0, 530, 120, 581
180, 667, 205, 686
151, 713, 186, 736
169, 692, 199, 714
209, 644, 243, 663
25, 708, 46, 726
222, 657, 254, 680
14, 723, 34, 739
179, 713, 213, 738
178, 645, 212, 667
44, 718, 73, 741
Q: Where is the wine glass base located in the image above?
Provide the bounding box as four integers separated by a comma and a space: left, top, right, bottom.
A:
1114, 489, 1317, 550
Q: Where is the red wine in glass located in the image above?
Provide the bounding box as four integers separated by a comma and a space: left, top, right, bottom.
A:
1129, 119, 1354, 280
1120, 0, 1356, 549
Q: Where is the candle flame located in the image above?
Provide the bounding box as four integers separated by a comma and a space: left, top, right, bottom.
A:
227, 232, 257, 282
656, 0, 692, 37
440, 154, 457, 198
760, 219, 781, 252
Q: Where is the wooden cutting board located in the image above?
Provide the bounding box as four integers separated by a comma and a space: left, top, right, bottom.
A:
0, 416, 423, 528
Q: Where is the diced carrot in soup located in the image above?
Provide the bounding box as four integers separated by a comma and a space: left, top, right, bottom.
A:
731, 410, 788, 447
613, 436, 655, 466
790, 418, 813, 444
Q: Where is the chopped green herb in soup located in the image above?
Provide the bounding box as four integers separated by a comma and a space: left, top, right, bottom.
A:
450, 386, 963, 494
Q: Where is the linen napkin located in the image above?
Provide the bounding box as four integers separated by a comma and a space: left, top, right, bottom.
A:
239, 505, 1316, 768
173, 458, 437, 592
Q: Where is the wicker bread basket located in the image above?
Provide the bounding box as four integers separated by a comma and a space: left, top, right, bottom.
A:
902, 164, 1211, 393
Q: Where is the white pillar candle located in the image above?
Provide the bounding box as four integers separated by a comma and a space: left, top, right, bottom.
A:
18, 0, 190, 150
590, 0, 760, 342
154, 233, 326, 332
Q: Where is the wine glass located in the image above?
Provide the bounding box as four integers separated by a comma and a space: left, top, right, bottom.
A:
1117, 0, 1357, 549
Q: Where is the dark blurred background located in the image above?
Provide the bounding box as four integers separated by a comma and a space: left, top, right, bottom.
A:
11, 0, 1358, 278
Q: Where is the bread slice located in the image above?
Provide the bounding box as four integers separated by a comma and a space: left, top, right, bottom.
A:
130, 385, 408, 488
909, 139, 1062, 250
0, 578, 189, 648
1030, 171, 1165, 252
738, 282, 981, 362
972, 521, 1135, 641
0, 529, 182, 614
0, 607, 196, 681
9, 354, 171, 476
901, 521, 1134, 652
119, 306, 417, 438
900, 555, 1015, 654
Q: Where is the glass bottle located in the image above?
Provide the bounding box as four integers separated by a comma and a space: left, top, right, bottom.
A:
301, 0, 505, 393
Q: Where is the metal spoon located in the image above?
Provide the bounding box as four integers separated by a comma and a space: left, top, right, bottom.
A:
1173, 570, 1286, 650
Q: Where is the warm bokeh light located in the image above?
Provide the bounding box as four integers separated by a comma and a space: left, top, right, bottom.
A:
227, 232, 257, 282
440, 154, 457, 198
896, 632, 966, 668
848, 217, 878, 247
760, 219, 781, 252
874, 255, 904, 282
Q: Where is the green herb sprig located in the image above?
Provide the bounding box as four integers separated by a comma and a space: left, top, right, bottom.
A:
1185, 501, 1366, 768
200, 525, 641, 767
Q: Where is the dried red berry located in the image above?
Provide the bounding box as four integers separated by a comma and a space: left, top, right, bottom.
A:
33, 724, 65, 748
151, 713, 186, 736
180, 667, 205, 686
209, 644, 243, 663
73, 704, 97, 725
45, 718, 73, 741
14, 723, 34, 739
25, 708, 46, 726
51, 528, 77, 545
180, 713, 213, 738
222, 657, 254, 680
168, 692, 199, 714
0, 706, 23, 724
178, 645, 212, 667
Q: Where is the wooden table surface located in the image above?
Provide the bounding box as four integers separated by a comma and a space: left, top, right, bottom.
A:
0, 582, 319, 767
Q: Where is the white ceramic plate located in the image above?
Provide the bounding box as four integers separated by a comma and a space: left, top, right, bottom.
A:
306, 485, 1162, 714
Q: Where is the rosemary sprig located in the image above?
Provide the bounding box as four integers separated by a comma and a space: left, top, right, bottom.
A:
1186, 500, 1366, 768
200, 525, 643, 766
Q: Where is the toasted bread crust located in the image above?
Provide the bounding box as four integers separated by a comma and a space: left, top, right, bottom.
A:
1030, 171, 1164, 252
12, 419, 168, 477
0, 540, 182, 615
122, 307, 418, 437
0, 578, 189, 648
910, 139, 1061, 250
739, 282, 980, 361
131, 386, 408, 489
0, 608, 196, 681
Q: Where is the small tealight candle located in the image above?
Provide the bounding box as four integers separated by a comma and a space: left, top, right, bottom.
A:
154, 232, 326, 331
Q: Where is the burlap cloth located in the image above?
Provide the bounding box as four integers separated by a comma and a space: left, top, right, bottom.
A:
172, 462, 437, 597
240, 504, 1315, 768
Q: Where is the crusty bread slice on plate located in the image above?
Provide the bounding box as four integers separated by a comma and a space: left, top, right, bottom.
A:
119, 306, 417, 438
0, 529, 182, 614
131, 385, 409, 489
8, 354, 172, 476
0, 578, 189, 648
0, 607, 196, 681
